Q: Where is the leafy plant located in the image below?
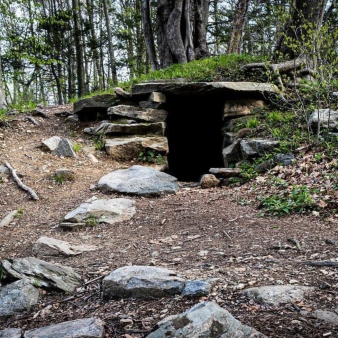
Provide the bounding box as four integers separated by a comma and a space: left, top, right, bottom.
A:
138, 149, 164, 164
73, 143, 82, 153
53, 173, 64, 185
15, 207, 24, 219
259, 185, 315, 216
85, 214, 99, 226
245, 117, 259, 129
0, 176, 3, 184
93, 135, 105, 150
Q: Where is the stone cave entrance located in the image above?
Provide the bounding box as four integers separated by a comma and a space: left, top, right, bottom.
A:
165, 95, 225, 181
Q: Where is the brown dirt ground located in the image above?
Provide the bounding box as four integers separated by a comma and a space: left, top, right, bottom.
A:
0, 105, 338, 337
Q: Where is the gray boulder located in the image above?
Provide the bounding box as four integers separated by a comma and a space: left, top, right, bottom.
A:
240, 139, 279, 159
0, 328, 22, 338
84, 121, 165, 136
41, 136, 61, 151
273, 153, 294, 166
102, 265, 185, 298
32, 237, 97, 257
243, 285, 314, 306
54, 138, 76, 158
146, 301, 266, 338
0, 279, 39, 318
73, 93, 117, 120
2, 257, 81, 292
98, 165, 178, 196
308, 109, 338, 130
311, 309, 338, 324
24, 317, 105, 338
105, 137, 168, 161
108, 105, 168, 122
223, 140, 241, 167
63, 197, 136, 225
181, 280, 213, 298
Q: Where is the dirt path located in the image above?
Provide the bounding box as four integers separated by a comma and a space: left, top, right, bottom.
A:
0, 106, 337, 337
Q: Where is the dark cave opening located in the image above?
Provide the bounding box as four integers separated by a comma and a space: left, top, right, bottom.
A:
165, 95, 225, 181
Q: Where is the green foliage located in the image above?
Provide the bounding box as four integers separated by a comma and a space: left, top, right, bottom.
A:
15, 207, 24, 219
53, 173, 64, 185
73, 143, 82, 153
259, 185, 315, 216
0, 176, 3, 184
138, 149, 164, 164
245, 117, 259, 129
85, 214, 99, 226
93, 135, 105, 150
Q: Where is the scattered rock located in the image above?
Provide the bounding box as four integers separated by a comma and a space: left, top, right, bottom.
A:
53, 138, 76, 158
54, 110, 73, 117
224, 99, 265, 118
223, 139, 241, 167
0, 328, 22, 338
0, 279, 39, 318
0, 165, 9, 175
311, 309, 338, 324
105, 137, 168, 161
209, 168, 242, 178
73, 93, 117, 120
84, 121, 165, 136
63, 197, 136, 225
0, 210, 18, 227
146, 301, 266, 338
235, 127, 253, 139
2, 257, 81, 292
274, 153, 295, 166
41, 136, 61, 151
308, 109, 338, 131
199, 174, 220, 188
59, 222, 86, 230
243, 285, 314, 306
54, 168, 75, 181
149, 92, 166, 103
114, 87, 131, 99
65, 114, 79, 123
181, 280, 213, 298
24, 317, 105, 338
32, 237, 97, 257
98, 165, 178, 196
102, 266, 185, 298
108, 105, 168, 122
240, 139, 279, 159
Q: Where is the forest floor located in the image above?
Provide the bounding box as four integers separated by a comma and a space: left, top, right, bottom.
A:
0, 104, 338, 337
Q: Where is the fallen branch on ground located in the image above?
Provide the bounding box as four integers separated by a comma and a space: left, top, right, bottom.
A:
4, 161, 39, 200
26, 116, 40, 126
303, 261, 338, 267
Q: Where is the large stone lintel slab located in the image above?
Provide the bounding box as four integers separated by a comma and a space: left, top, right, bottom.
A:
132, 82, 278, 98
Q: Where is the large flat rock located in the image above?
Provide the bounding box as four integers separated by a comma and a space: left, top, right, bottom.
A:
108, 105, 168, 122
102, 265, 185, 298
0, 279, 39, 318
105, 136, 168, 161
98, 165, 178, 196
132, 81, 278, 97
63, 197, 136, 225
243, 285, 314, 306
73, 93, 117, 120
308, 109, 338, 130
0, 328, 22, 338
146, 301, 266, 337
32, 237, 97, 257
84, 121, 165, 136
24, 317, 105, 338
2, 257, 81, 292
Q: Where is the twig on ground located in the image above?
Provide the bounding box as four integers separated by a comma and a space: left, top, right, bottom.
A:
26, 116, 40, 126
4, 161, 39, 200
287, 238, 302, 250
223, 230, 232, 240
303, 261, 338, 267
183, 234, 205, 242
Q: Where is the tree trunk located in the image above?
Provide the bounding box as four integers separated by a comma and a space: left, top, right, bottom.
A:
153, 0, 209, 68
72, 0, 85, 96
142, 0, 159, 70
227, 0, 250, 54
0, 57, 7, 109
103, 0, 117, 84
275, 0, 327, 60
